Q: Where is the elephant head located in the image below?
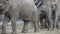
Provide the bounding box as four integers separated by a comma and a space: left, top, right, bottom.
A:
51, 2, 57, 11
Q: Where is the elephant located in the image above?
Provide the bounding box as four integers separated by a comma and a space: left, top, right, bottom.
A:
50, 2, 58, 29
34, 0, 47, 29
0, 0, 39, 34
51, 1, 60, 29
37, 0, 58, 30
34, 0, 52, 30
38, 5, 52, 30
38, 6, 48, 29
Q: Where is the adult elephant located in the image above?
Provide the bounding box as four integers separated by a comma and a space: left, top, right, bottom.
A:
0, 0, 39, 34
51, 2, 57, 29
51, 1, 60, 29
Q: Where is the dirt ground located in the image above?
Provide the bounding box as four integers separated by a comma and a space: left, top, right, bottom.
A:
0, 29, 60, 34
0, 23, 60, 34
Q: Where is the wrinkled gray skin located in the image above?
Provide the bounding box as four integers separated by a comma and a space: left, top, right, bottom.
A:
0, 0, 39, 34
37, 2, 52, 30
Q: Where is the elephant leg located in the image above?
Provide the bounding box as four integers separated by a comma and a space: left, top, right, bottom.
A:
40, 19, 43, 29
47, 12, 52, 30
1, 15, 10, 34
54, 13, 59, 29
32, 13, 39, 32
37, 19, 40, 29
52, 11, 55, 29
47, 19, 51, 30
11, 12, 19, 34
47, 8, 52, 30
11, 17, 17, 34
37, 16, 40, 29
44, 18, 48, 29
56, 22, 59, 29
44, 18, 50, 29
22, 20, 29, 33
33, 20, 39, 32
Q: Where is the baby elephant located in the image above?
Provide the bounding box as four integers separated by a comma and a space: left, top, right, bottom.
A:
37, 2, 52, 30
0, 0, 39, 34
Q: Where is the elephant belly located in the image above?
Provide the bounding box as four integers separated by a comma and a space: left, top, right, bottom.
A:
18, 3, 36, 20
19, 12, 32, 20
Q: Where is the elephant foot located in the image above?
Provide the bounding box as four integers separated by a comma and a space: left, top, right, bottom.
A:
34, 30, 39, 32
51, 28, 54, 30
47, 28, 49, 30
22, 30, 28, 33
40, 27, 44, 29
22, 29, 28, 33
56, 25, 59, 29
47, 27, 51, 30
47, 28, 54, 31
34, 29, 39, 32
12, 31, 17, 34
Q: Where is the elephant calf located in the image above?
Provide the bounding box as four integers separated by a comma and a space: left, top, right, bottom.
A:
0, 0, 39, 34
38, 4, 52, 30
